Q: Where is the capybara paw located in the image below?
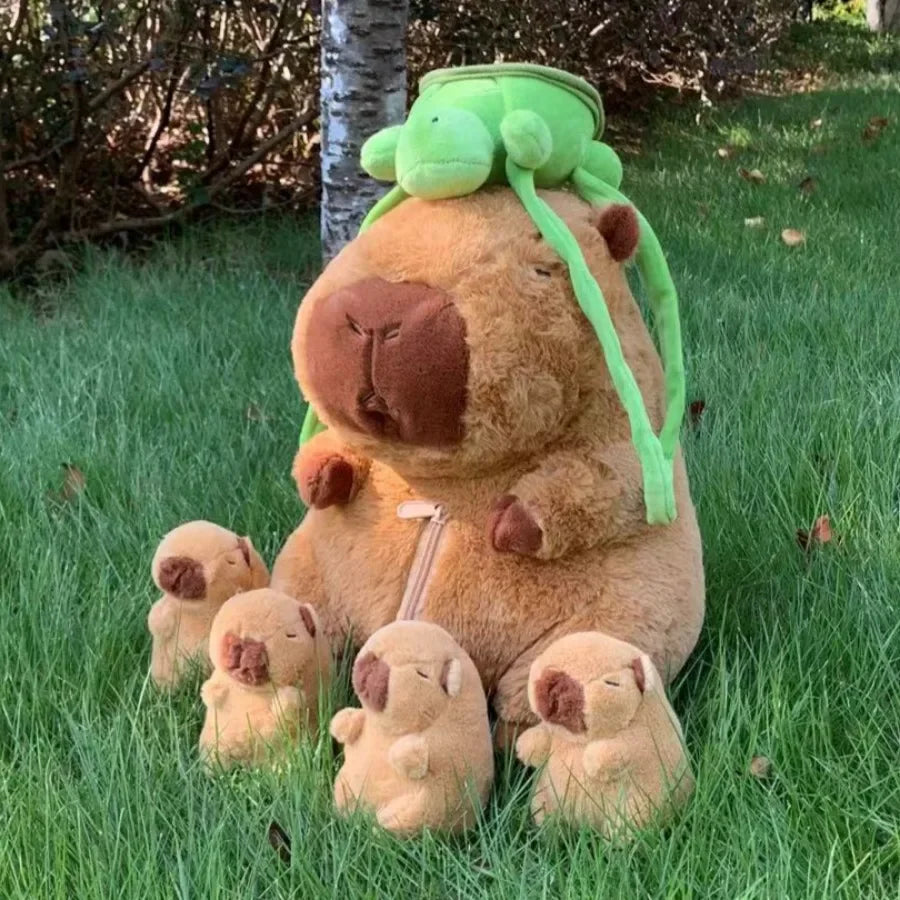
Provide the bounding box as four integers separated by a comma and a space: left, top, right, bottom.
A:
293, 452, 356, 509
487, 495, 544, 556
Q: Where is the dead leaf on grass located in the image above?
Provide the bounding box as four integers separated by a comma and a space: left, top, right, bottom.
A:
808, 117, 823, 130
781, 228, 806, 247
716, 145, 740, 159
798, 176, 817, 195
688, 399, 707, 429
744, 216, 766, 228
738, 167, 766, 185
56, 463, 86, 503
267, 821, 291, 865
749, 755, 772, 779
246, 403, 268, 423
796, 514, 832, 551
862, 116, 890, 142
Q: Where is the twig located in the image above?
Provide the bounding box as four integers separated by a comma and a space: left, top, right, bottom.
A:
61, 107, 317, 243
87, 60, 152, 112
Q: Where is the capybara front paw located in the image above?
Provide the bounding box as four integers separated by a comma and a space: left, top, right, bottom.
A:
293, 452, 356, 509
487, 495, 544, 556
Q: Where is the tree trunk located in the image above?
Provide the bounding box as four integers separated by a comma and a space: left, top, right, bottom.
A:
867, 0, 900, 31
320, 0, 408, 262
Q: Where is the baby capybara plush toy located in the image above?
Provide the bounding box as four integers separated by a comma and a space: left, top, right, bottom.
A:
147, 520, 269, 688
331, 620, 494, 836
198, 588, 331, 770
515, 631, 693, 839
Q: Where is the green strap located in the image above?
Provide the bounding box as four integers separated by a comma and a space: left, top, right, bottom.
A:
571, 167, 685, 459
360, 184, 409, 232
506, 158, 676, 525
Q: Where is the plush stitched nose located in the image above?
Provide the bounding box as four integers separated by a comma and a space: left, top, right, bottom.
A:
352, 652, 390, 712
303, 277, 468, 446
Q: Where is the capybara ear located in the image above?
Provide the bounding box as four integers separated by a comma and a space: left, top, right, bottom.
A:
236, 537, 252, 566
352, 652, 389, 712
631, 654, 655, 694
533, 669, 586, 733
157, 556, 206, 600
222, 632, 269, 686
298, 604, 317, 638
440, 658, 462, 698
592, 203, 640, 262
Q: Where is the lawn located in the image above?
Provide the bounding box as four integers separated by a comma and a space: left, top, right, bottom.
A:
2, 22, 900, 899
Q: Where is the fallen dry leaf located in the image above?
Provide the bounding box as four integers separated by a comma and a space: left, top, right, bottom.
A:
798, 176, 817, 195
716, 145, 740, 159
809, 117, 823, 130
738, 167, 766, 185
58, 463, 86, 503
688, 399, 707, 428
749, 755, 772, 779
267, 821, 291, 865
862, 116, 890, 142
797, 514, 832, 551
781, 228, 806, 247
245, 403, 268, 423
744, 216, 766, 228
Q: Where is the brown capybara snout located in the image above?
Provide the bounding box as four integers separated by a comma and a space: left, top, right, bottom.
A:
222, 633, 269, 686
534, 669, 586, 733
352, 651, 390, 712
303, 277, 469, 447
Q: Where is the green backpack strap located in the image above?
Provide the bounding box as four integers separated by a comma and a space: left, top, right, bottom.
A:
571, 167, 685, 461
506, 158, 676, 525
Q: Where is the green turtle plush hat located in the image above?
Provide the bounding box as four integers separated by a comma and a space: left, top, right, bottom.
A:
300, 63, 685, 526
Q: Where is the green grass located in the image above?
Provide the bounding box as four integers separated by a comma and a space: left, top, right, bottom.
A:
2, 34, 900, 899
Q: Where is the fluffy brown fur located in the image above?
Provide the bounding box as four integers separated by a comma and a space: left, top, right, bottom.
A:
147, 520, 269, 689
516, 632, 694, 839
331, 621, 493, 835
271, 187, 705, 736
199, 589, 331, 769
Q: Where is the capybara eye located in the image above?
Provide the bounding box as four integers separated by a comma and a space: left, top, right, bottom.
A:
415, 668, 429, 679
534, 267, 552, 278
604, 679, 620, 687
285, 632, 297, 639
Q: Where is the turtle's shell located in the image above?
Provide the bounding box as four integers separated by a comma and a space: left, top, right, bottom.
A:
419, 63, 604, 138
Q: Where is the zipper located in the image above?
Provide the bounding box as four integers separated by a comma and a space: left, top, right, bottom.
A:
396, 500, 449, 621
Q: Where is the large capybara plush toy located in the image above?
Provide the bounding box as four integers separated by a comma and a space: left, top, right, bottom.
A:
270, 187, 704, 740
515, 631, 694, 839
331, 620, 494, 836
148, 520, 269, 688
199, 588, 331, 769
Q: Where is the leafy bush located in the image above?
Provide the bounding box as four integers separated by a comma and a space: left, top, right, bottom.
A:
1, 0, 319, 274
1, 0, 799, 275
408, 0, 799, 111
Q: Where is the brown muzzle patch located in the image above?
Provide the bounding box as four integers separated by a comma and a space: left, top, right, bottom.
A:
352, 651, 390, 712
157, 556, 206, 600
303, 277, 469, 447
222, 633, 269, 686
534, 669, 586, 733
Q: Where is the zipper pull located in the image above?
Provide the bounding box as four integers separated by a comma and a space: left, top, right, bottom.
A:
397, 500, 442, 520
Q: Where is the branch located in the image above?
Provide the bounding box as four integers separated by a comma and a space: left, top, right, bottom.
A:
202, 0, 300, 183
60, 106, 317, 243
87, 60, 152, 112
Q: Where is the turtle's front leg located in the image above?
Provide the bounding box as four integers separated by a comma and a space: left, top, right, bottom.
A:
582, 140, 624, 189
500, 109, 553, 171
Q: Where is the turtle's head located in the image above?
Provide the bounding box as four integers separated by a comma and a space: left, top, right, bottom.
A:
394, 104, 495, 200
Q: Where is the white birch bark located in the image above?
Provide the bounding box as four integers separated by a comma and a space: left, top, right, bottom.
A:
320, 0, 408, 262
868, 0, 900, 31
